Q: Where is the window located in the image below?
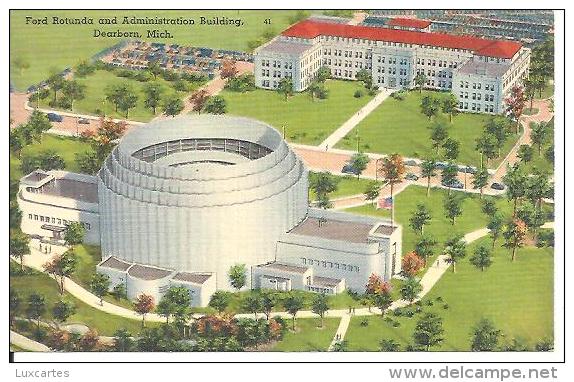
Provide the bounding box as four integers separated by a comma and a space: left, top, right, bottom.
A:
302, 258, 306, 265
28, 214, 32, 220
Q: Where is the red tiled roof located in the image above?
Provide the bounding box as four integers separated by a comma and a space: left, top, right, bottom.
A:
281, 20, 522, 59
388, 17, 431, 29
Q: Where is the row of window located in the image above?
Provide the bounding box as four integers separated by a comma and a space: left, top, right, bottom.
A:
301, 258, 360, 273
459, 102, 496, 113
260, 69, 293, 79
27, 214, 92, 230
459, 81, 496, 91
323, 49, 372, 59
459, 92, 496, 101
416, 58, 459, 68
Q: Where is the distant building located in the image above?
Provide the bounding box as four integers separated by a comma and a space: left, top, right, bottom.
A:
254, 19, 531, 114
18, 116, 402, 306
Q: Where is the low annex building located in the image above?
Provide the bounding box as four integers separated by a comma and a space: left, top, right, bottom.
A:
254, 18, 530, 114
18, 115, 402, 306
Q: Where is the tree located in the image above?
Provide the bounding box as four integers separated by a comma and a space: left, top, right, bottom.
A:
64, 222, 85, 246
527, 169, 552, 213
420, 159, 436, 196
443, 193, 463, 225
379, 338, 401, 352
442, 138, 460, 161
79, 328, 100, 351
133, 294, 155, 328
10, 230, 30, 271
105, 84, 126, 113
364, 181, 382, 207
117, 86, 138, 118
371, 292, 393, 317
112, 283, 127, 301
162, 95, 184, 117
530, 121, 551, 155
400, 277, 423, 304
21, 150, 66, 174
10, 201, 22, 229
545, 144, 554, 164
442, 93, 459, 122
441, 163, 458, 195
349, 152, 370, 179
505, 85, 525, 132
523, 77, 538, 111
203, 95, 227, 114
190, 89, 210, 113
62, 80, 86, 111
52, 300, 76, 324
469, 245, 493, 271
443, 234, 466, 273
277, 78, 294, 100
311, 293, 330, 327
503, 219, 527, 262
475, 133, 498, 168
158, 286, 192, 325
365, 273, 392, 295
283, 293, 304, 330
10, 130, 25, 159
220, 59, 239, 79
27, 110, 53, 141
307, 81, 322, 101
380, 153, 405, 224
430, 122, 449, 154
83, 117, 127, 162
481, 198, 498, 217
260, 290, 278, 321
420, 95, 441, 120
89, 273, 111, 305
316, 66, 331, 83
209, 291, 231, 313
309, 171, 339, 202
143, 83, 164, 114
484, 117, 510, 158
413, 313, 444, 351
228, 264, 247, 291
43, 250, 78, 295
113, 328, 134, 352
503, 164, 528, 217
472, 167, 489, 198
487, 213, 505, 248
243, 294, 263, 319
414, 72, 427, 93
47, 72, 65, 104
401, 252, 425, 277
517, 144, 534, 163
415, 235, 437, 267
471, 318, 501, 351
9, 288, 21, 328
409, 203, 431, 235
75, 151, 100, 175
355, 69, 373, 90
26, 293, 46, 329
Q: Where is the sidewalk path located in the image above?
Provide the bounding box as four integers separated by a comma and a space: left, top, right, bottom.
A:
10, 330, 50, 352
327, 314, 351, 351
319, 89, 392, 149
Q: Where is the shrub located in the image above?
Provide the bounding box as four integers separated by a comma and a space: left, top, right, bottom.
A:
426, 300, 434, 306
135, 71, 152, 82
392, 321, 401, 328
117, 69, 135, 79
536, 229, 554, 247
360, 318, 369, 327
353, 89, 363, 98
443, 303, 449, 310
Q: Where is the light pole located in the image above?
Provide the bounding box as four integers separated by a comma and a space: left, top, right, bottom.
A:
282, 125, 286, 140
356, 129, 360, 153
375, 157, 383, 182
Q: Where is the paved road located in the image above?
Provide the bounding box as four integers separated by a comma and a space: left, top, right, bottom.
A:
10, 330, 51, 352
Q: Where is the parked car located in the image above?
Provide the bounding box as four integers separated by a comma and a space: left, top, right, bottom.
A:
403, 159, 418, 167
491, 182, 506, 190
458, 165, 477, 174
342, 164, 359, 175
442, 179, 464, 189
434, 161, 448, 170
78, 118, 90, 125
47, 112, 63, 122
405, 173, 419, 181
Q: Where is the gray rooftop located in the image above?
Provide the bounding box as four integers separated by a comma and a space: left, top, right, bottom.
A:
37, 178, 98, 204
457, 59, 510, 77
21, 170, 51, 184
258, 40, 314, 56
258, 262, 309, 274
289, 216, 374, 244
128, 264, 172, 280
172, 272, 212, 285
100, 256, 132, 272
313, 276, 343, 287
374, 224, 397, 236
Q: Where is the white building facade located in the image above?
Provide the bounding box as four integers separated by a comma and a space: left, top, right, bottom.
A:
254, 19, 531, 114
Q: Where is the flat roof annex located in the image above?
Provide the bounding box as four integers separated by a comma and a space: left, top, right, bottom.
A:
281, 20, 522, 59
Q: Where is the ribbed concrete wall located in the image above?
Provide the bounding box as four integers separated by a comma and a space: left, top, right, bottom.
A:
98, 116, 308, 290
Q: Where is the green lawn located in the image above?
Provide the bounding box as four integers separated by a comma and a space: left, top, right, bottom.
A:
10, 271, 157, 336
346, 185, 514, 263
535, 81, 554, 100
271, 317, 339, 351
309, 172, 375, 201
221, 80, 374, 145
335, 90, 518, 168
345, 238, 553, 351
522, 118, 554, 175
38, 69, 196, 122
10, 10, 305, 90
